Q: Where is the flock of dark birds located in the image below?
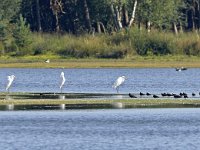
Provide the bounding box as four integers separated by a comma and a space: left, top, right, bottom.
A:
128, 67, 197, 99
128, 92, 200, 99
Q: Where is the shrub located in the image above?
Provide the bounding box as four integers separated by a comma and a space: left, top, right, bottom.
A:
129, 28, 174, 56
183, 41, 200, 56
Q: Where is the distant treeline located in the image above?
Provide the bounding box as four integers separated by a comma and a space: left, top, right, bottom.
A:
2, 0, 200, 33
1, 0, 200, 57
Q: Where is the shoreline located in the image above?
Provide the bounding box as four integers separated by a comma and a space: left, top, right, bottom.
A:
0, 56, 200, 68
1, 92, 200, 109
1, 99, 200, 110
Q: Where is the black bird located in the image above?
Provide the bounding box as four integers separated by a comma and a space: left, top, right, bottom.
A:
146, 92, 151, 96
140, 92, 145, 96
153, 95, 159, 98
174, 94, 182, 98
180, 93, 184, 96
180, 92, 188, 97
129, 93, 137, 98
166, 93, 173, 96
161, 93, 167, 97
181, 67, 187, 71
175, 67, 187, 71
192, 93, 196, 96
175, 68, 181, 71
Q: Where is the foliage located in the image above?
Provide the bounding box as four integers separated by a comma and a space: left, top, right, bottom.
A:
1, 0, 200, 58
13, 14, 32, 55
0, 0, 21, 21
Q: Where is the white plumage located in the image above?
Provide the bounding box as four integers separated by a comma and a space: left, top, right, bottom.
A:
6, 75, 15, 92
45, 59, 50, 63
60, 71, 66, 92
113, 76, 126, 93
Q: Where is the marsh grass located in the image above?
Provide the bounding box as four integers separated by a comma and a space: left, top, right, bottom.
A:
2, 28, 200, 65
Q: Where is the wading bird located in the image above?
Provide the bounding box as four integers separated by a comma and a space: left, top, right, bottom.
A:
60, 72, 66, 93
45, 59, 50, 63
6, 75, 15, 92
113, 76, 126, 93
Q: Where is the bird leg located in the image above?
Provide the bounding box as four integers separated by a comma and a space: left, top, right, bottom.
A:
116, 87, 119, 93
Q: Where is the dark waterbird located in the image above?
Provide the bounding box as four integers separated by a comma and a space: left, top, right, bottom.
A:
192, 93, 196, 96
161, 93, 167, 97
146, 92, 151, 96
166, 93, 173, 97
175, 67, 187, 71
140, 92, 145, 96
180, 92, 187, 96
129, 93, 137, 98
174, 94, 182, 98
153, 95, 159, 98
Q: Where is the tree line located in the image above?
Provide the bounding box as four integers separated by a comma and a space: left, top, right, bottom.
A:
1, 0, 200, 57
2, 0, 200, 34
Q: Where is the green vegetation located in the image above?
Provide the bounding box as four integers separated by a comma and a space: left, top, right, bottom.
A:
1, 0, 200, 61
2, 29, 200, 60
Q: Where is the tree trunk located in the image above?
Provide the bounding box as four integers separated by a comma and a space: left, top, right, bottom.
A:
110, 4, 120, 30
97, 22, 101, 33
115, 6, 123, 29
128, 0, 137, 27
99, 22, 106, 33
83, 0, 92, 32
147, 21, 151, 32
173, 22, 178, 35
50, 0, 65, 32
36, 0, 42, 32
122, 4, 129, 27
55, 12, 60, 32
179, 21, 183, 33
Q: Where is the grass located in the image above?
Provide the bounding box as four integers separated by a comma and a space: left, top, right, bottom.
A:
0, 55, 200, 68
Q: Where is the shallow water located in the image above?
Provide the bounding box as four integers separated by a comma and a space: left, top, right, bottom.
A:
0, 108, 200, 150
0, 68, 200, 95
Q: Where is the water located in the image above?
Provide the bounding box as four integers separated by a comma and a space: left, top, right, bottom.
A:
0, 108, 200, 150
0, 68, 200, 94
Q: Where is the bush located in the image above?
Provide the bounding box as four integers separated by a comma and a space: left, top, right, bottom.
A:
129, 28, 174, 56
147, 37, 172, 55
183, 41, 200, 56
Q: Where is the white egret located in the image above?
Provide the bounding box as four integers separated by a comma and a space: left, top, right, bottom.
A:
45, 59, 50, 63
112, 76, 126, 93
6, 75, 15, 92
60, 71, 66, 93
